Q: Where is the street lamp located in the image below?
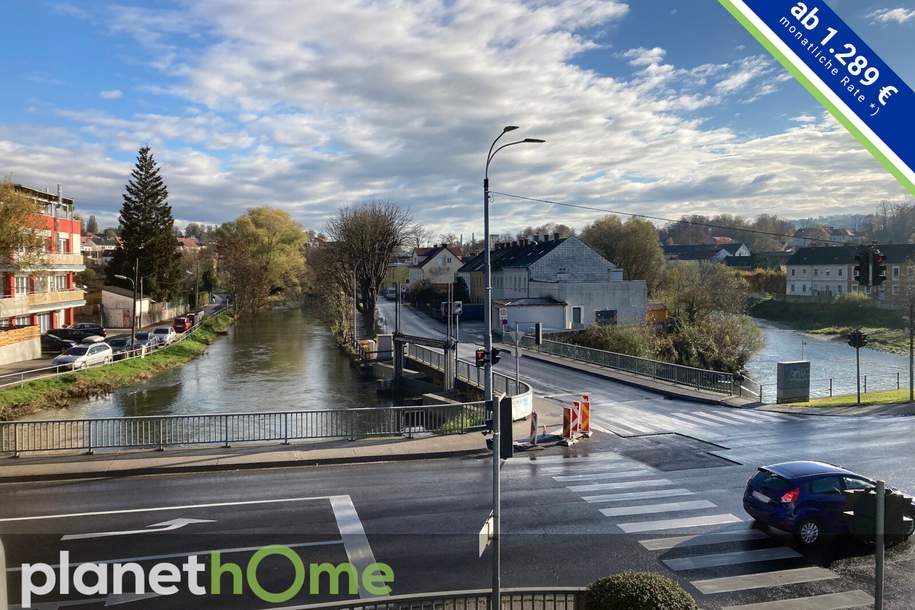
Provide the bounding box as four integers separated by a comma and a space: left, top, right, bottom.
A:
483, 125, 544, 610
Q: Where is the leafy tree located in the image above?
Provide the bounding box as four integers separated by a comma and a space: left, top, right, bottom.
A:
657, 262, 749, 324
107, 147, 183, 300
325, 201, 414, 335
215, 208, 308, 314
184, 222, 204, 240
518, 223, 574, 240
85, 215, 98, 235
0, 179, 46, 269
102, 227, 119, 239
581, 215, 665, 291
660, 215, 712, 245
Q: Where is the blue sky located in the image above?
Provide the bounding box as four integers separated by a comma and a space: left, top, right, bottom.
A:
1, 1, 913, 235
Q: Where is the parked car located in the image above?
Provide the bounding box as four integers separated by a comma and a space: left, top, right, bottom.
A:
51, 343, 113, 370
41, 333, 76, 354
106, 336, 136, 360
71, 322, 107, 337
49, 327, 99, 343
172, 317, 192, 333
152, 327, 177, 346
743, 461, 915, 545
133, 332, 156, 350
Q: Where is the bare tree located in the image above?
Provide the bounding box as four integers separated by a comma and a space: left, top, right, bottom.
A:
325, 201, 414, 336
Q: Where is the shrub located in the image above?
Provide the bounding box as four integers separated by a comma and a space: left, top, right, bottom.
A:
569, 324, 660, 359
586, 571, 698, 610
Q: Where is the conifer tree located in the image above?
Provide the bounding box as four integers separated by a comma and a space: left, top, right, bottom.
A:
107, 146, 182, 300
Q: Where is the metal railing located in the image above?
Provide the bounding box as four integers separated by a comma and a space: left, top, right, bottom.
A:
284, 588, 585, 610
520, 336, 742, 397
759, 371, 904, 404
405, 343, 527, 398
0, 401, 488, 456
0, 306, 227, 390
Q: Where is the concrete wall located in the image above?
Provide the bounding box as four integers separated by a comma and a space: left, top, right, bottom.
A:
534, 280, 648, 326
492, 303, 565, 333
0, 326, 41, 366
529, 238, 623, 283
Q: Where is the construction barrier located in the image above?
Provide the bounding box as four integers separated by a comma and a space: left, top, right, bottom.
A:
579, 394, 591, 437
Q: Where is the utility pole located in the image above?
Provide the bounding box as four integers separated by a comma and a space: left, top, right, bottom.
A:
352, 269, 358, 350
910, 298, 913, 402
131, 257, 139, 347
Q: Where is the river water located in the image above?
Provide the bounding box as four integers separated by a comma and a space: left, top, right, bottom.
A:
747, 319, 910, 398
29, 308, 384, 420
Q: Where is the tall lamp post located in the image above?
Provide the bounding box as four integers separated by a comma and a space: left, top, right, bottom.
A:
483, 126, 544, 610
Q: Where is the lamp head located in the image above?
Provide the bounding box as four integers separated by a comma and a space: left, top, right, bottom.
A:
524, 138, 546, 143
503, 126, 519, 133
114, 274, 128, 281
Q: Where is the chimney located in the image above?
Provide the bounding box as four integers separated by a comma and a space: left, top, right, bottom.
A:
553, 232, 560, 241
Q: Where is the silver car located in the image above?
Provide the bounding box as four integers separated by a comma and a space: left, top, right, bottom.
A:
152, 327, 177, 346
51, 343, 113, 370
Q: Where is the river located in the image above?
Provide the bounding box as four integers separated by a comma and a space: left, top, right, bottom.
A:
747, 319, 910, 398
28, 308, 385, 420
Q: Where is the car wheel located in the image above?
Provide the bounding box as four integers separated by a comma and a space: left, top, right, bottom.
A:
796, 518, 821, 546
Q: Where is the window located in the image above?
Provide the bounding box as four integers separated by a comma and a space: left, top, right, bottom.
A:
14, 276, 29, 295
825, 270, 830, 277
572, 307, 583, 326
57, 237, 69, 253
790, 284, 795, 293
14, 316, 30, 326
844, 477, 874, 491
445, 257, 452, 263
802, 285, 807, 293
809, 476, 842, 495
893, 266, 900, 279
55, 275, 68, 290
813, 269, 819, 277
838, 268, 843, 277
791, 269, 796, 276
750, 471, 790, 495
837, 285, 843, 293
37, 313, 50, 333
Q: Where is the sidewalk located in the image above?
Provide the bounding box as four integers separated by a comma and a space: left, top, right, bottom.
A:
761, 401, 915, 417
507, 346, 758, 408
0, 398, 567, 483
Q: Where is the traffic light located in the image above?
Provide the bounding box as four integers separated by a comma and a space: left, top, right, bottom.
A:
499, 397, 513, 459
490, 348, 502, 365
872, 249, 887, 287
475, 349, 487, 368
847, 329, 868, 349
853, 247, 868, 286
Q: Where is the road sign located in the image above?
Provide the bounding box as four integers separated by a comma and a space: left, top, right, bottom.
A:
453, 301, 463, 316
499, 307, 508, 321
479, 511, 494, 557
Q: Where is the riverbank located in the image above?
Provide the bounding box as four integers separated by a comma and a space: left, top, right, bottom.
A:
0, 312, 235, 420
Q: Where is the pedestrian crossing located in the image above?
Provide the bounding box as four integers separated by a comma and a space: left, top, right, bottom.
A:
537, 450, 875, 609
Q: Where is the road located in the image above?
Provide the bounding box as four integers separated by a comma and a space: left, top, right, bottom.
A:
2, 301, 915, 608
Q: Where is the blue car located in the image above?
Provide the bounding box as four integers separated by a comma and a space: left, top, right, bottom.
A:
743, 461, 914, 545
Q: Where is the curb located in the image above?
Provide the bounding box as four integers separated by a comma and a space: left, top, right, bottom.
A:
0, 447, 490, 484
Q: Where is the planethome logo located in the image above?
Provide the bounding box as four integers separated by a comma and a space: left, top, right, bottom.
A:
20, 546, 395, 607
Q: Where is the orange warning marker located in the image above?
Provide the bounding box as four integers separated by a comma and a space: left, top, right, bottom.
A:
580, 394, 592, 437
562, 405, 579, 444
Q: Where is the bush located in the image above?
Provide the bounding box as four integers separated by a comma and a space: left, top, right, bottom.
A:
586, 571, 698, 610
570, 324, 660, 359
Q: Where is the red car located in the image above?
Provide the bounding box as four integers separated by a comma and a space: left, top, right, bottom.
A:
172, 317, 192, 333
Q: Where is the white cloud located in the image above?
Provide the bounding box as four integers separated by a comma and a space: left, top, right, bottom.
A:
869, 8, 915, 24
99, 89, 123, 100
3, 0, 908, 235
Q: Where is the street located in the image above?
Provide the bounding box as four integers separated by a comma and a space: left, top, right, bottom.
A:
2, 302, 915, 608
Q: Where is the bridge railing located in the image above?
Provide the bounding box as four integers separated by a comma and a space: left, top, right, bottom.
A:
520, 336, 741, 397
286, 587, 585, 610
0, 401, 488, 456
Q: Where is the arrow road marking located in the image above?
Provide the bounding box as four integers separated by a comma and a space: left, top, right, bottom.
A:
61, 518, 215, 541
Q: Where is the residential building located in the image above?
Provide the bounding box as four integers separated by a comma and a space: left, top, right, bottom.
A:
788, 226, 858, 249
0, 185, 86, 334
785, 244, 915, 305
458, 234, 647, 332
81, 233, 119, 266
176, 237, 203, 252
407, 244, 463, 289
662, 242, 751, 263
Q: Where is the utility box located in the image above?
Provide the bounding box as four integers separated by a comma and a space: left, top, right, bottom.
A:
777, 361, 810, 404
376, 334, 393, 361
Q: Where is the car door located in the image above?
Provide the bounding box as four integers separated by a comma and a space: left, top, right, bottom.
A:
804, 475, 847, 530
86, 345, 102, 365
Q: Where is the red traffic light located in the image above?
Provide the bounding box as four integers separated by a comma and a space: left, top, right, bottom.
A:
475, 349, 487, 368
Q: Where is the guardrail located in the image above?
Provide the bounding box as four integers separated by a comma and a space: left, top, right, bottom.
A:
758, 371, 904, 404
0, 401, 487, 456
285, 587, 585, 610
0, 306, 227, 391
520, 336, 745, 397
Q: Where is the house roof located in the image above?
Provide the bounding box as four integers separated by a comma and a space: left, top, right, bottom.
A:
414, 244, 462, 268
458, 238, 566, 273
787, 244, 915, 265
176, 237, 202, 249
663, 243, 747, 260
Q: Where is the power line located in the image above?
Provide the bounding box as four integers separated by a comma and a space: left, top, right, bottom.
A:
489, 190, 851, 246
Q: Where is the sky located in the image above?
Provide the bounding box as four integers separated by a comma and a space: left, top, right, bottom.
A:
1, 0, 914, 237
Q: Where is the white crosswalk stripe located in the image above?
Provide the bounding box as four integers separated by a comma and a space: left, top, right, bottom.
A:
583, 488, 695, 504
539, 460, 639, 475
639, 528, 768, 550
525, 452, 625, 465
691, 566, 839, 595
599, 500, 716, 518
618, 513, 743, 534
553, 469, 653, 483
662, 546, 802, 571
721, 590, 874, 610
567, 478, 673, 493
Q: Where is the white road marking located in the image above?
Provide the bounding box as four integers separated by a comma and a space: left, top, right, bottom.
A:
721, 590, 874, 610
538, 459, 636, 475
671, 412, 727, 428
61, 517, 216, 541
639, 528, 768, 550
528, 452, 624, 465
582, 489, 694, 504
691, 566, 839, 595
662, 546, 802, 571
618, 513, 743, 534
553, 469, 653, 483
700, 410, 764, 425
692, 411, 754, 425
567, 478, 673, 493
589, 422, 614, 435
329, 495, 378, 599
599, 500, 716, 518
0, 496, 329, 523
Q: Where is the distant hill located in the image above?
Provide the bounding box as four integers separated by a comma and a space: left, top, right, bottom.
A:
790, 214, 869, 230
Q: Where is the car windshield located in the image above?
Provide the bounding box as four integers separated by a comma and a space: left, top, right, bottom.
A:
109, 339, 128, 347
65, 347, 89, 356
154, 329, 169, 334
136, 333, 150, 340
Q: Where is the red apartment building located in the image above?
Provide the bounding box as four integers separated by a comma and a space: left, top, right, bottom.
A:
0, 185, 86, 331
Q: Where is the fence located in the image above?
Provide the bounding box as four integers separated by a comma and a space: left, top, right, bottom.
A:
405, 343, 528, 398
285, 588, 585, 610
759, 371, 905, 403
520, 336, 749, 397
0, 306, 227, 391
0, 401, 488, 456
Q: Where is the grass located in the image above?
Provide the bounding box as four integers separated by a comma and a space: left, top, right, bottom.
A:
792, 387, 914, 408
803, 326, 912, 354
0, 312, 235, 420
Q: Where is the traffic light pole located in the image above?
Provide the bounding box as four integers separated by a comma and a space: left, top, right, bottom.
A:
856, 344, 861, 405
910, 300, 913, 403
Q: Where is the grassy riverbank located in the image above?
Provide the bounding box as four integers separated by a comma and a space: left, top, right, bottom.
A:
0, 312, 235, 420
792, 388, 912, 409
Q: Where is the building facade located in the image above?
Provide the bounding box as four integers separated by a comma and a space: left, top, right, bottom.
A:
0, 185, 86, 332
407, 245, 463, 288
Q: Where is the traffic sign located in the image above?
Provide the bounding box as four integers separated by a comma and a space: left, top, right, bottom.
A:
479, 511, 494, 557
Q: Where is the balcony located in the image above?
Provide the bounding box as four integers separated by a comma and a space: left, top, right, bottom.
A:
45, 253, 85, 268
0, 295, 29, 319
28, 289, 86, 308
